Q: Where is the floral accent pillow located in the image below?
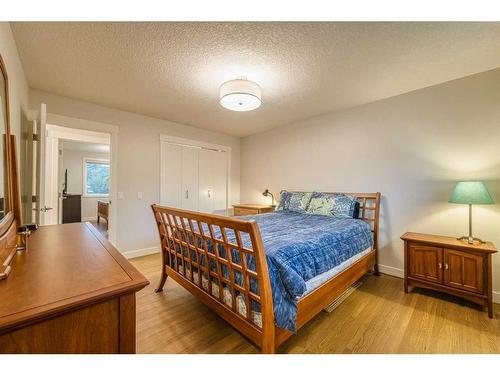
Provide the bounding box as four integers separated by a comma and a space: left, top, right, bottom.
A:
307, 192, 359, 218
277, 191, 292, 211
307, 193, 336, 216
288, 192, 313, 213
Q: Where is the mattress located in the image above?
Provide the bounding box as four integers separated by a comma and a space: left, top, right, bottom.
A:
301, 246, 373, 297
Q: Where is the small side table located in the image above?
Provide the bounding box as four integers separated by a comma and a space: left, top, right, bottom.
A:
232, 204, 275, 216
401, 232, 496, 318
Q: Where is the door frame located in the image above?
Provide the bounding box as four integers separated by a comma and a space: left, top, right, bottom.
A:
33, 113, 119, 246
159, 134, 231, 213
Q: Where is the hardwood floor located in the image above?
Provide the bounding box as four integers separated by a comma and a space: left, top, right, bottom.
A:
88, 219, 108, 239
131, 253, 500, 354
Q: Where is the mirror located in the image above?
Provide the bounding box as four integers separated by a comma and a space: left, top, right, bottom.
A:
0, 53, 17, 282
0, 56, 8, 221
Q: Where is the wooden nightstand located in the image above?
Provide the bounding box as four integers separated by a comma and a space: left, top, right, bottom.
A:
232, 204, 275, 216
401, 232, 497, 318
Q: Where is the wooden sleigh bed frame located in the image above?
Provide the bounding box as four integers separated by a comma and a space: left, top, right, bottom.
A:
152, 192, 381, 353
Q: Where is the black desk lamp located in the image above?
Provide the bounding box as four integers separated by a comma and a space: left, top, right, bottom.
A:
262, 189, 275, 206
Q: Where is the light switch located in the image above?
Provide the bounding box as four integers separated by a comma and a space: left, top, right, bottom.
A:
118, 192, 124, 199
137, 192, 143, 200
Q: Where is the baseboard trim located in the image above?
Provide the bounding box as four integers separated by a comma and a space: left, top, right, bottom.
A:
123, 246, 160, 259
493, 291, 500, 304
378, 263, 500, 304
377, 264, 404, 278
81, 216, 97, 222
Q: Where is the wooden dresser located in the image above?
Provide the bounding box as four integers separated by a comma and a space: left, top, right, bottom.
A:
401, 232, 496, 318
0, 222, 149, 353
232, 204, 275, 216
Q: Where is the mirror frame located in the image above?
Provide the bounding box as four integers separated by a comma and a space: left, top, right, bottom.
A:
0, 53, 19, 281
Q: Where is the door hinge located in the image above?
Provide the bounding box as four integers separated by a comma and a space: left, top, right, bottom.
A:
31, 195, 37, 203
32, 134, 39, 141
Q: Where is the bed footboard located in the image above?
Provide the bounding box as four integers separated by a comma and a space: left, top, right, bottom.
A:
151, 204, 276, 353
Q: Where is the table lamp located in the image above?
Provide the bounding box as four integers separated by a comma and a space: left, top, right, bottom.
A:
448, 181, 493, 244
262, 189, 275, 206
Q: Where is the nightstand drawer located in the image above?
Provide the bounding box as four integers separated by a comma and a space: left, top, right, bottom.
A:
234, 207, 259, 216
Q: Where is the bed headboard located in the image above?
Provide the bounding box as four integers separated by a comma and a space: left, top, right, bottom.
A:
283, 191, 381, 251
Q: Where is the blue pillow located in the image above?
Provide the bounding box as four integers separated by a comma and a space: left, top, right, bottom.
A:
277, 191, 292, 211
307, 192, 359, 218
288, 192, 313, 213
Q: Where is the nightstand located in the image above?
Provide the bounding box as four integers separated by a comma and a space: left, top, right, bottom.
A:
401, 232, 497, 318
232, 204, 275, 216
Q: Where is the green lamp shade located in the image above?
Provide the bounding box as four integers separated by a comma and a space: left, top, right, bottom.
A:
449, 181, 494, 205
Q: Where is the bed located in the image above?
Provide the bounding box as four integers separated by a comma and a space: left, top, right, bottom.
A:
152, 191, 380, 353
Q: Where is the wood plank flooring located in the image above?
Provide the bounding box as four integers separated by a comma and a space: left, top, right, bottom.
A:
88, 219, 108, 239
131, 253, 500, 354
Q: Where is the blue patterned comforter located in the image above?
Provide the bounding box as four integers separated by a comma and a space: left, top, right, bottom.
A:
237, 211, 373, 331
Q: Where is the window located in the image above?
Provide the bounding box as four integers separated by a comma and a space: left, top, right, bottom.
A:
83, 158, 109, 196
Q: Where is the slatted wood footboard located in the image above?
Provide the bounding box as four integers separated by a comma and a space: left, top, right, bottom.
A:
152, 192, 380, 353
151, 205, 276, 352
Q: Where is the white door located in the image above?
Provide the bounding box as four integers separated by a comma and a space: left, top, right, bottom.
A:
35, 103, 54, 225
198, 148, 227, 214
160, 137, 230, 213
212, 150, 228, 213
181, 146, 199, 210
160, 142, 182, 206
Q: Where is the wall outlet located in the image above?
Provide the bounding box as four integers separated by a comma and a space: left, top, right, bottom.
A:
118, 192, 124, 199
137, 192, 143, 200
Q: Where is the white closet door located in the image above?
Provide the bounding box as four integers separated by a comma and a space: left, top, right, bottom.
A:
198, 148, 227, 214
181, 146, 199, 210
198, 148, 214, 213
212, 150, 228, 213
160, 142, 182, 206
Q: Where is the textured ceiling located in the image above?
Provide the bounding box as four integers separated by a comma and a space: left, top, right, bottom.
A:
11, 22, 500, 137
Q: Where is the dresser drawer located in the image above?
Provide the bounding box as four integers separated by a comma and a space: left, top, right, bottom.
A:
234, 207, 258, 216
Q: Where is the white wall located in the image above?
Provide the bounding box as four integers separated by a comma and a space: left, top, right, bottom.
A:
241, 68, 500, 297
30, 89, 241, 254
62, 149, 110, 220
0, 22, 29, 155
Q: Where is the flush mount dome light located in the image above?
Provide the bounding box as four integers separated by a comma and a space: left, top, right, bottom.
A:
219, 78, 262, 111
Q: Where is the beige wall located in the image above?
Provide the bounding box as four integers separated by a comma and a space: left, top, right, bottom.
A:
30, 89, 241, 254
241, 68, 500, 299
62, 149, 110, 219
0, 22, 29, 152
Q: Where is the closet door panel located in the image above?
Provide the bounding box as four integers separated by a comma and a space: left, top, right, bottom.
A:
160, 142, 182, 207
212, 151, 228, 213
198, 149, 214, 213
181, 146, 199, 210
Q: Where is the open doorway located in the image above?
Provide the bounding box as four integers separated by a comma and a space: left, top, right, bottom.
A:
60, 139, 110, 238
43, 123, 115, 241
20, 105, 118, 245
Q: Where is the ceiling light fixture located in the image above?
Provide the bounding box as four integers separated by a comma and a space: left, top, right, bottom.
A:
219, 78, 262, 112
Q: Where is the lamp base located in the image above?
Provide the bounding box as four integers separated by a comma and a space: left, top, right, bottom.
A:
457, 236, 485, 245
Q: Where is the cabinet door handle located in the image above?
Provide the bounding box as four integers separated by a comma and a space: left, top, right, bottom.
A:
444, 263, 449, 270
438, 262, 442, 269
